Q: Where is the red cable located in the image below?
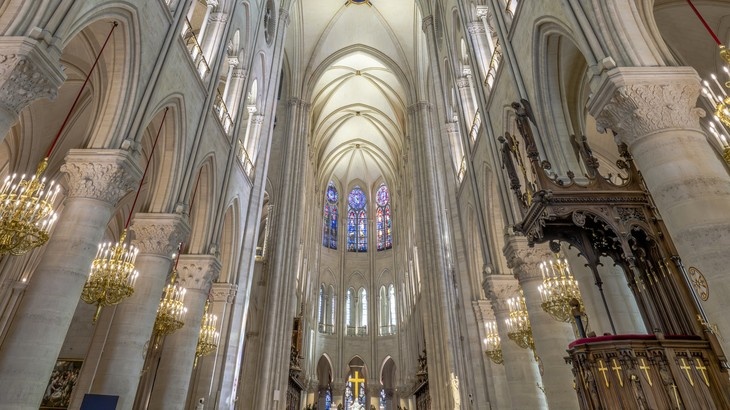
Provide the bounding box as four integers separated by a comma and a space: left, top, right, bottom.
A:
45, 22, 118, 159
686, 0, 722, 45
124, 107, 169, 229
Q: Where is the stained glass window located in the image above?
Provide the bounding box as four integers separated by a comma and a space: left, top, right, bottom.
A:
347, 186, 367, 252
376, 184, 392, 250
344, 377, 366, 409
322, 182, 338, 249
324, 388, 332, 410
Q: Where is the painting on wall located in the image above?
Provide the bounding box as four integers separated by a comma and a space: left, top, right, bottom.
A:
40, 359, 83, 409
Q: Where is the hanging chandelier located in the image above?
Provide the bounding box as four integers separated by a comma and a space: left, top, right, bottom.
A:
0, 23, 118, 256
195, 300, 219, 366
82, 107, 169, 321
538, 254, 583, 322
687, 0, 730, 163
484, 320, 503, 364
0, 159, 60, 255
81, 230, 139, 322
505, 290, 536, 358
152, 252, 187, 346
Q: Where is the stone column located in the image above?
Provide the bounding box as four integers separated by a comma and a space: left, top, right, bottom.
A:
505, 236, 579, 409
189, 281, 237, 407
331, 381, 345, 408
588, 66, 730, 352
0, 149, 140, 408
473, 300, 509, 409
367, 381, 382, 409
148, 255, 220, 409
0, 37, 65, 141
87, 213, 189, 410
484, 275, 545, 409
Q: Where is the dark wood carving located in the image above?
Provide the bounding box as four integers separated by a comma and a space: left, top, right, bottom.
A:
501, 100, 730, 408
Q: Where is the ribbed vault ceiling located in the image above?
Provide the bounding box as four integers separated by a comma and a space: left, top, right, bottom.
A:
290, 0, 421, 187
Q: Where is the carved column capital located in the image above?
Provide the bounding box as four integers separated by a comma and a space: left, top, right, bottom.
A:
455, 76, 471, 89
503, 236, 552, 283
588, 66, 704, 146
177, 254, 221, 291
61, 149, 142, 205
0, 37, 65, 116
232, 67, 247, 79
129, 213, 190, 256
475, 5, 489, 18
442, 121, 459, 135
467, 22, 485, 35
251, 113, 265, 125
483, 274, 520, 314
211, 282, 237, 303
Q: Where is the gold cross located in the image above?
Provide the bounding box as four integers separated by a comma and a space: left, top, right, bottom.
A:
670, 384, 681, 408
611, 358, 624, 387
638, 358, 652, 386
679, 357, 694, 387
597, 359, 610, 388
695, 358, 710, 387
348, 370, 366, 398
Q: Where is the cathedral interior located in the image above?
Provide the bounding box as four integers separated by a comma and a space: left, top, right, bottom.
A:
0, 0, 730, 409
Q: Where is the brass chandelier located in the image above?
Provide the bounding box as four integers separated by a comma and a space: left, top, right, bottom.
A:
538, 254, 583, 322
0, 159, 60, 255
82, 107, 169, 321
81, 230, 139, 322
688, 0, 730, 162
0, 23, 118, 256
484, 320, 503, 365
195, 300, 220, 366
152, 254, 187, 345
505, 290, 536, 358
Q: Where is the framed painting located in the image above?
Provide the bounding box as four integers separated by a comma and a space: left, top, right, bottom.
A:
40, 359, 83, 409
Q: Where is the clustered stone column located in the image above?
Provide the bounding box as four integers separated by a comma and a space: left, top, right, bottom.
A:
148, 254, 220, 409
87, 213, 189, 410
504, 236, 579, 409
189, 281, 237, 406
484, 274, 545, 409
589, 66, 730, 354
0, 149, 140, 408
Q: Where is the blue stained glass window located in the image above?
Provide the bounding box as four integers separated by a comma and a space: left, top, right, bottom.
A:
347, 186, 367, 252
376, 184, 392, 251
322, 182, 338, 249
325, 388, 332, 409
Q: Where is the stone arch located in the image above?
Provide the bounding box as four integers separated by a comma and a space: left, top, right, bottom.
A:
532, 18, 593, 176
2, 15, 137, 187
216, 199, 240, 284
187, 154, 217, 255
58, 6, 141, 150
139, 95, 187, 213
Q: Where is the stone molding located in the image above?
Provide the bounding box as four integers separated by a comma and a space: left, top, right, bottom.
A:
503, 236, 552, 282
211, 282, 238, 303
588, 67, 704, 145
61, 149, 142, 204
422, 15, 434, 31
129, 213, 190, 256
472, 299, 494, 322
407, 101, 431, 114
0, 37, 64, 116
177, 254, 221, 291
483, 274, 520, 313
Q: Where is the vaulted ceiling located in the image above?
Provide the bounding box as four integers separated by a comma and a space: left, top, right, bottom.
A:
287, 0, 425, 190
